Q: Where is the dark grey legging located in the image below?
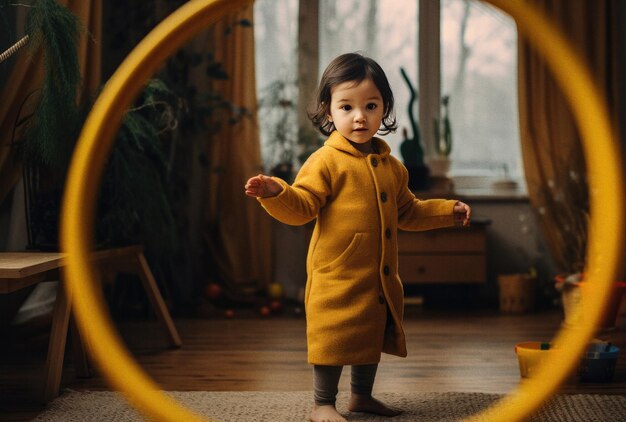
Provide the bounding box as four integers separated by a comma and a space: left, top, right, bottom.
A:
313, 364, 378, 406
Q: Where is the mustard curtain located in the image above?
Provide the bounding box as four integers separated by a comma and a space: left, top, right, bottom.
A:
0, 0, 101, 205
518, 0, 617, 275
204, 5, 272, 289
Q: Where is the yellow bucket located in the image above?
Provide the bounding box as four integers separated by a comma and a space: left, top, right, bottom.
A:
515, 341, 556, 378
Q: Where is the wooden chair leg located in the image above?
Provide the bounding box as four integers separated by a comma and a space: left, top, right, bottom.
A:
69, 314, 90, 378
133, 252, 182, 348
42, 278, 71, 403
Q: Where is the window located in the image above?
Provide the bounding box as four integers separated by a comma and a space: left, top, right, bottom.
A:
441, 0, 521, 181
319, 0, 418, 162
254, 0, 523, 185
253, 0, 298, 170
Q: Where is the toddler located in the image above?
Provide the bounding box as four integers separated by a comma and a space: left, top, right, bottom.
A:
245, 52, 470, 422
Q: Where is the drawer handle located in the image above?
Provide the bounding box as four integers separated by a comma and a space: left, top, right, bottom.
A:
417, 266, 425, 274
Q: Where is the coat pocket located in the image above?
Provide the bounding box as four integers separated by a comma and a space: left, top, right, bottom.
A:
315, 232, 364, 274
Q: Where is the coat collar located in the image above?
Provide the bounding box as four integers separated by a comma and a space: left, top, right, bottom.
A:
325, 130, 391, 158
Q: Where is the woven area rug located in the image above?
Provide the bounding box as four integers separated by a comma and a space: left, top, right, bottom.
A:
33, 390, 626, 422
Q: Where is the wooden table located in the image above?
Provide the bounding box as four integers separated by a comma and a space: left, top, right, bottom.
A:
0, 245, 181, 403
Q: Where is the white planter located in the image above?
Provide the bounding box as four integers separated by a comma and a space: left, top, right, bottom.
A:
427, 156, 451, 177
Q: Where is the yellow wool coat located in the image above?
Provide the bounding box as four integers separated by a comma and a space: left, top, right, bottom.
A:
259, 131, 456, 366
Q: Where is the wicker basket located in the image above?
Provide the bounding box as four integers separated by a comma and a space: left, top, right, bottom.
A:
498, 273, 537, 313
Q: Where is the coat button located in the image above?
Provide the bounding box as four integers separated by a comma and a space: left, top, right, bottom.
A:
371, 157, 378, 167
379, 295, 385, 304
385, 228, 391, 238
383, 265, 390, 275
380, 192, 387, 202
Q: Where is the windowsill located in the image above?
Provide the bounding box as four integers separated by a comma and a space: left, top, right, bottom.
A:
413, 177, 529, 202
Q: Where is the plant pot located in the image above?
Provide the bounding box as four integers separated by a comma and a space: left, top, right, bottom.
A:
559, 280, 583, 326
427, 156, 451, 177
498, 273, 537, 313
556, 275, 626, 328
406, 164, 430, 191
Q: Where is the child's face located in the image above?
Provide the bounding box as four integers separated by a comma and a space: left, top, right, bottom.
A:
327, 78, 384, 144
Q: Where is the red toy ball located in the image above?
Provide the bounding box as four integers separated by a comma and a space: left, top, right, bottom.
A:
269, 300, 283, 313
224, 309, 235, 318
205, 283, 222, 300
259, 306, 271, 317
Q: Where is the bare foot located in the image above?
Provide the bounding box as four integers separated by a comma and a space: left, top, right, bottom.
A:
310, 404, 347, 422
348, 394, 402, 417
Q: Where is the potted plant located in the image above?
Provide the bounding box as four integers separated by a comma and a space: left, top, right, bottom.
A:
399, 67, 429, 191
2, 1, 184, 256
258, 78, 298, 182
296, 129, 324, 169
544, 158, 626, 328
428, 95, 453, 178
545, 162, 589, 325
1, 0, 83, 249
555, 275, 626, 329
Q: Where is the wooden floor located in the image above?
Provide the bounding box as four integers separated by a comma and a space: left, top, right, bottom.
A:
1, 307, 626, 421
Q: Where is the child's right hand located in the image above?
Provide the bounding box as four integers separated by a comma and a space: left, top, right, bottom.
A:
245, 174, 283, 198
453, 201, 471, 227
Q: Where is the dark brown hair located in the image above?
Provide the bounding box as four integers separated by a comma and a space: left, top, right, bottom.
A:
308, 52, 397, 136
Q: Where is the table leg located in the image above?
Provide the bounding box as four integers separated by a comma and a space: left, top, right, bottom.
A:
42, 278, 71, 403
69, 314, 90, 378
134, 252, 182, 348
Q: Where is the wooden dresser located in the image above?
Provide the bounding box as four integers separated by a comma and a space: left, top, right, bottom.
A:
397, 221, 489, 285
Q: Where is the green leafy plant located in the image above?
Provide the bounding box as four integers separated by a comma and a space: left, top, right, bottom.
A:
3, 0, 82, 171
4, 1, 252, 310
96, 79, 181, 253
296, 130, 324, 167
1, 0, 85, 249
5, 0, 251, 248
101, 2, 252, 308
399, 67, 425, 168
2, 1, 184, 255
19, 78, 182, 252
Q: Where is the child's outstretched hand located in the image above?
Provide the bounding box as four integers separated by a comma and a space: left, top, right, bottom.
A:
245, 174, 283, 198
453, 201, 471, 227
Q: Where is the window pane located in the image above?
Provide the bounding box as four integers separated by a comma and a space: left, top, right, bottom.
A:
254, 0, 299, 170
319, 0, 418, 158
442, 0, 522, 182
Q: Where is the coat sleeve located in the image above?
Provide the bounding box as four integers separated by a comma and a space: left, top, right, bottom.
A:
395, 161, 457, 231
258, 150, 332, 226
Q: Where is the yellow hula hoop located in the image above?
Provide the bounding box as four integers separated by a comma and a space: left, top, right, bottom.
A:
60, 0, 624, 421
467, 2, 623, 419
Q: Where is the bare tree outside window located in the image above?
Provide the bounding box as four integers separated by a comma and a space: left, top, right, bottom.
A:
442, 0, 521, 183
254, 0, 298, 170
320, 0, 418, 157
